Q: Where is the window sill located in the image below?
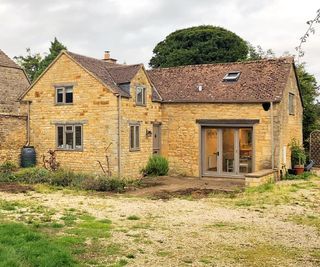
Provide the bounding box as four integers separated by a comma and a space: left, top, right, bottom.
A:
56, 148, 83, 152
55, 103, 74, 106
129, 149, 141, 152
135, 103, 146, 107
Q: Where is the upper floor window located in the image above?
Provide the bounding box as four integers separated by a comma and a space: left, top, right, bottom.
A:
56, 86, 73, 104
136, 86, 146, 106
56, 124, 82, 150
289, 93, 295, 115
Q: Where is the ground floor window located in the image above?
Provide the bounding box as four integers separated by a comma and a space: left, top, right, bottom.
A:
129, 123, 140, 151
56, 125, 83, 150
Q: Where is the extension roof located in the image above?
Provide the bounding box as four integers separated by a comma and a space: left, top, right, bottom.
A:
147, 58, 296, 103
0, 49, 30, 110
66, 51, 143, 97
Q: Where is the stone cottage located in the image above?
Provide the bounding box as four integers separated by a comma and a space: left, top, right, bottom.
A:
0, 50, 30, 164
20, 51, 303, 183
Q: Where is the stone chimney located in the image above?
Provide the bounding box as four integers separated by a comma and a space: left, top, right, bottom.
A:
103, 51, 117, 64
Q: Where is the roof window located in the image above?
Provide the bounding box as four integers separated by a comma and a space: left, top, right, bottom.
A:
223, 71, 240, 82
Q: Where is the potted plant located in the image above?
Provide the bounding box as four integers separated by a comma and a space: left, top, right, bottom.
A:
289, 139, 306, 175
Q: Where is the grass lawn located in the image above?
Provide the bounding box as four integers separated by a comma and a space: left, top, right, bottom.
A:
0, 176, 319, 266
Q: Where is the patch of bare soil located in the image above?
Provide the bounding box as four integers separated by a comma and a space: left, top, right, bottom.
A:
150, 188, 236, 200
127, 176, 244, 198
0, 183, 33, 193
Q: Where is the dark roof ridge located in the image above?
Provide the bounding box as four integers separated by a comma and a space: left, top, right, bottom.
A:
148, 57, 295, 72
66, 50, 141, 68
106, 63, 143, 70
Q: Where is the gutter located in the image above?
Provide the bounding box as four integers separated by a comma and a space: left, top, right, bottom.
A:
270, 101, 274, 170
25, 100, 31, 146
117, 94, 122, 178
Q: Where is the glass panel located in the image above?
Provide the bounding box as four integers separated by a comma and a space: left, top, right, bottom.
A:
65, 128, 74, 150
75, 126, 82, 149
142, 88, 146, 105
65, 87, 73, 103
66, 126, 73, 132
136, 87, 143, 105
239, 128, 253, 173
222, 128, 235, 173
289, 93, 295, 114
204, 128, 218, 172
56, 88, 63, 103
130, 126, 135, 149
135, 125, 140, 149
57, 126, 64, 148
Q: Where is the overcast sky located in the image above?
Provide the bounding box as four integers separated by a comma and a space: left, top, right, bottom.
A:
0, 0, 319, 83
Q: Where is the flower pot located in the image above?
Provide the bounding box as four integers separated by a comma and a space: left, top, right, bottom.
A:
294, 165, 304, 175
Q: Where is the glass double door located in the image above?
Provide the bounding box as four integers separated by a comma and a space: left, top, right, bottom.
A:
202, 127, 253, 177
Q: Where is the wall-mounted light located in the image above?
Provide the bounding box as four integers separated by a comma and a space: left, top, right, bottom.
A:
146, 129, 152, 138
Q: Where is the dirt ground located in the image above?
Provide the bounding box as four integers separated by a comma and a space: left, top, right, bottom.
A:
0, 177, 320, 266
127, 176, 245, 199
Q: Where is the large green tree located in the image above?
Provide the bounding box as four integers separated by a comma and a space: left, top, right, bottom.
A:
149, 26, 249, 68
15, 38, 66, 82
14, 48, 42, 82
296, 64, 320, 148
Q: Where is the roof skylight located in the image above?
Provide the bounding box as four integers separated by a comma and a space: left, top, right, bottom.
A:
223, 71, 241, 82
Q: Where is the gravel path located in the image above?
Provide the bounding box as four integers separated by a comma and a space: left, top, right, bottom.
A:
0, 181, 319, 266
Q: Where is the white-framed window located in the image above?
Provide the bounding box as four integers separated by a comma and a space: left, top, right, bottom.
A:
56, 86, 73, 104
289, 93, 295, 115
129, 123, 140, 151
136, 86, 146, 106
56, 124, 83, 150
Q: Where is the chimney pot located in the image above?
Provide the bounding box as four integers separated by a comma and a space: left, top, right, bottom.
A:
103, 51, 117, 64
104, 51, 110, 60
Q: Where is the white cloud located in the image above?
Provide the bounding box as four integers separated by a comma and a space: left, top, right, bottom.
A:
0, 0, 319, 82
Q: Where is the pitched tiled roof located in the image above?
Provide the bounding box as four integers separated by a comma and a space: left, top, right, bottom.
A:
107, 64, 143, 84
66, 51, 142, 97
147, 58, 294, 103
0, 50, 30, 113
0, 49, 20, 69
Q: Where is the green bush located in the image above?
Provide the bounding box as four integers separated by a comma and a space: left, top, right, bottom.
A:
289, 139, 306, 166
0, 161, 18, 174
0, 166, 128, 192
0, 172, 17, 182
285, 172, 312, 180
49, 169, 75, 187
14, 167, 50, 184
142, 155, 169, 176
79, 175, 126, 192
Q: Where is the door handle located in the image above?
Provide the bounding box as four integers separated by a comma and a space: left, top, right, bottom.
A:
213, 152, 219, 156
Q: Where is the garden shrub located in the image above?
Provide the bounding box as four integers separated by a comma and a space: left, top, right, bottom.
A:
0, 166, 128, 192
142, 155, 169, 176
79, 175, 126, 192
49, 169, 75, 187
285, 171, 312, 180
0, 161, 18, 174
0, 172, 17, 182
14, 167, 50, 184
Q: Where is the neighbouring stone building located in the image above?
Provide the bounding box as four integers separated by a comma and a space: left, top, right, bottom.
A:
0, 50, 30, 164
20, 50, 303, 184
